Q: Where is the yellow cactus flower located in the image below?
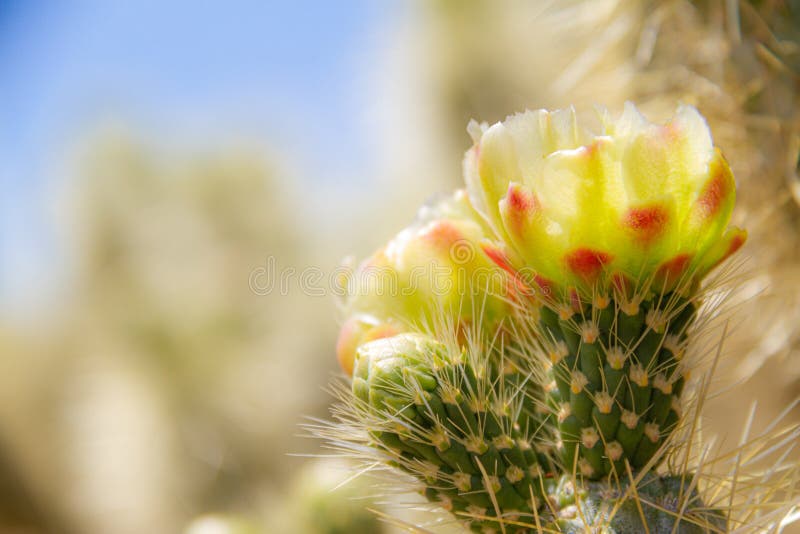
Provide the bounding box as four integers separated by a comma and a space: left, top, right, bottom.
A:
336, 190, 513, 374
464, 103, 746, 298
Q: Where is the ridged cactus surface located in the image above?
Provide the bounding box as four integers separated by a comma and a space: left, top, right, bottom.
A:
540, 292, 694, 479
352, 334, 546, 533
463, 103, 744, 483
349, 333, 727, 533
543, 474, 726, 533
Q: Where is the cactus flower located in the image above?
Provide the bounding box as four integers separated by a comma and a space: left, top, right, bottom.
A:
336, 191, 513, 375
465, 104, 747, 479
465, 103, 746, 297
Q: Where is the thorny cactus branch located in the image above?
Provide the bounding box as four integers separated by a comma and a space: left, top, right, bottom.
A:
464, 104, 745, 481
311, 104, 800, 533
351, 333, 546, 532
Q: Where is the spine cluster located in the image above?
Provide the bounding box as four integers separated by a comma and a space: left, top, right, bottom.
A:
346, 327, 723, 533
352, 334, 546, 532
542, 473, 726, 533
539, 289, 694, 479
319, 104, 800, 532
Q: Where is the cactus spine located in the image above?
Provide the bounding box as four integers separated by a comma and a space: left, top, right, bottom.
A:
345, 329, 726, 533
539, 290, 694, 479
542, 473, 726, 533
352, 334, 546, 532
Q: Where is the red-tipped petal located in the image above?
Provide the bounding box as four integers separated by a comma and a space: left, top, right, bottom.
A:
654, 253, 693, 290
724, 229, 747, 257
693, 155, 734, 221
623, 203, 670, 247
481, 241, 515, 275
564, 248, 613, 282
419, 220, 463, 251
703, 227, 748, 273
503, 183, 539, 235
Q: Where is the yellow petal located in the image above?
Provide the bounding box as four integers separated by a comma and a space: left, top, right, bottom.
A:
466, 121, 523, 241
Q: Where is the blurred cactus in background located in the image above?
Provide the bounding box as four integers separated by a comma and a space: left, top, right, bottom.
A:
282, 458, 386, 534
60, 133, 333, 531
0, 132, 344, 533
185, 514, 259, 534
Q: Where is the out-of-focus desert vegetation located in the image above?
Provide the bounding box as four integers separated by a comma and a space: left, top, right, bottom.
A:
1, 1, 798, 533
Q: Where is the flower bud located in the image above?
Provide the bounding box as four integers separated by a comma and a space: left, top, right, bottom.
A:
337, 191, 513, 374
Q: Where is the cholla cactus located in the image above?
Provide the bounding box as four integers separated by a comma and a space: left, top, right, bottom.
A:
314, 104, 800, 533
464, 104, 745, 479
541, 473, 726, 533
351, 333, 545, 533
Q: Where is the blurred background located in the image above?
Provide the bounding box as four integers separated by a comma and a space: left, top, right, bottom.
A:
0, 1, 798, 533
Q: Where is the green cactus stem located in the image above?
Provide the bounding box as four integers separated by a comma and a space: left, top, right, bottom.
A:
351, 333, 549, 533
542, 473, 726, 533
539, 290, 694, 479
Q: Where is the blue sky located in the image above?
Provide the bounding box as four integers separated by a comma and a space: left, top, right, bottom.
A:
0, 1, 400, 315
